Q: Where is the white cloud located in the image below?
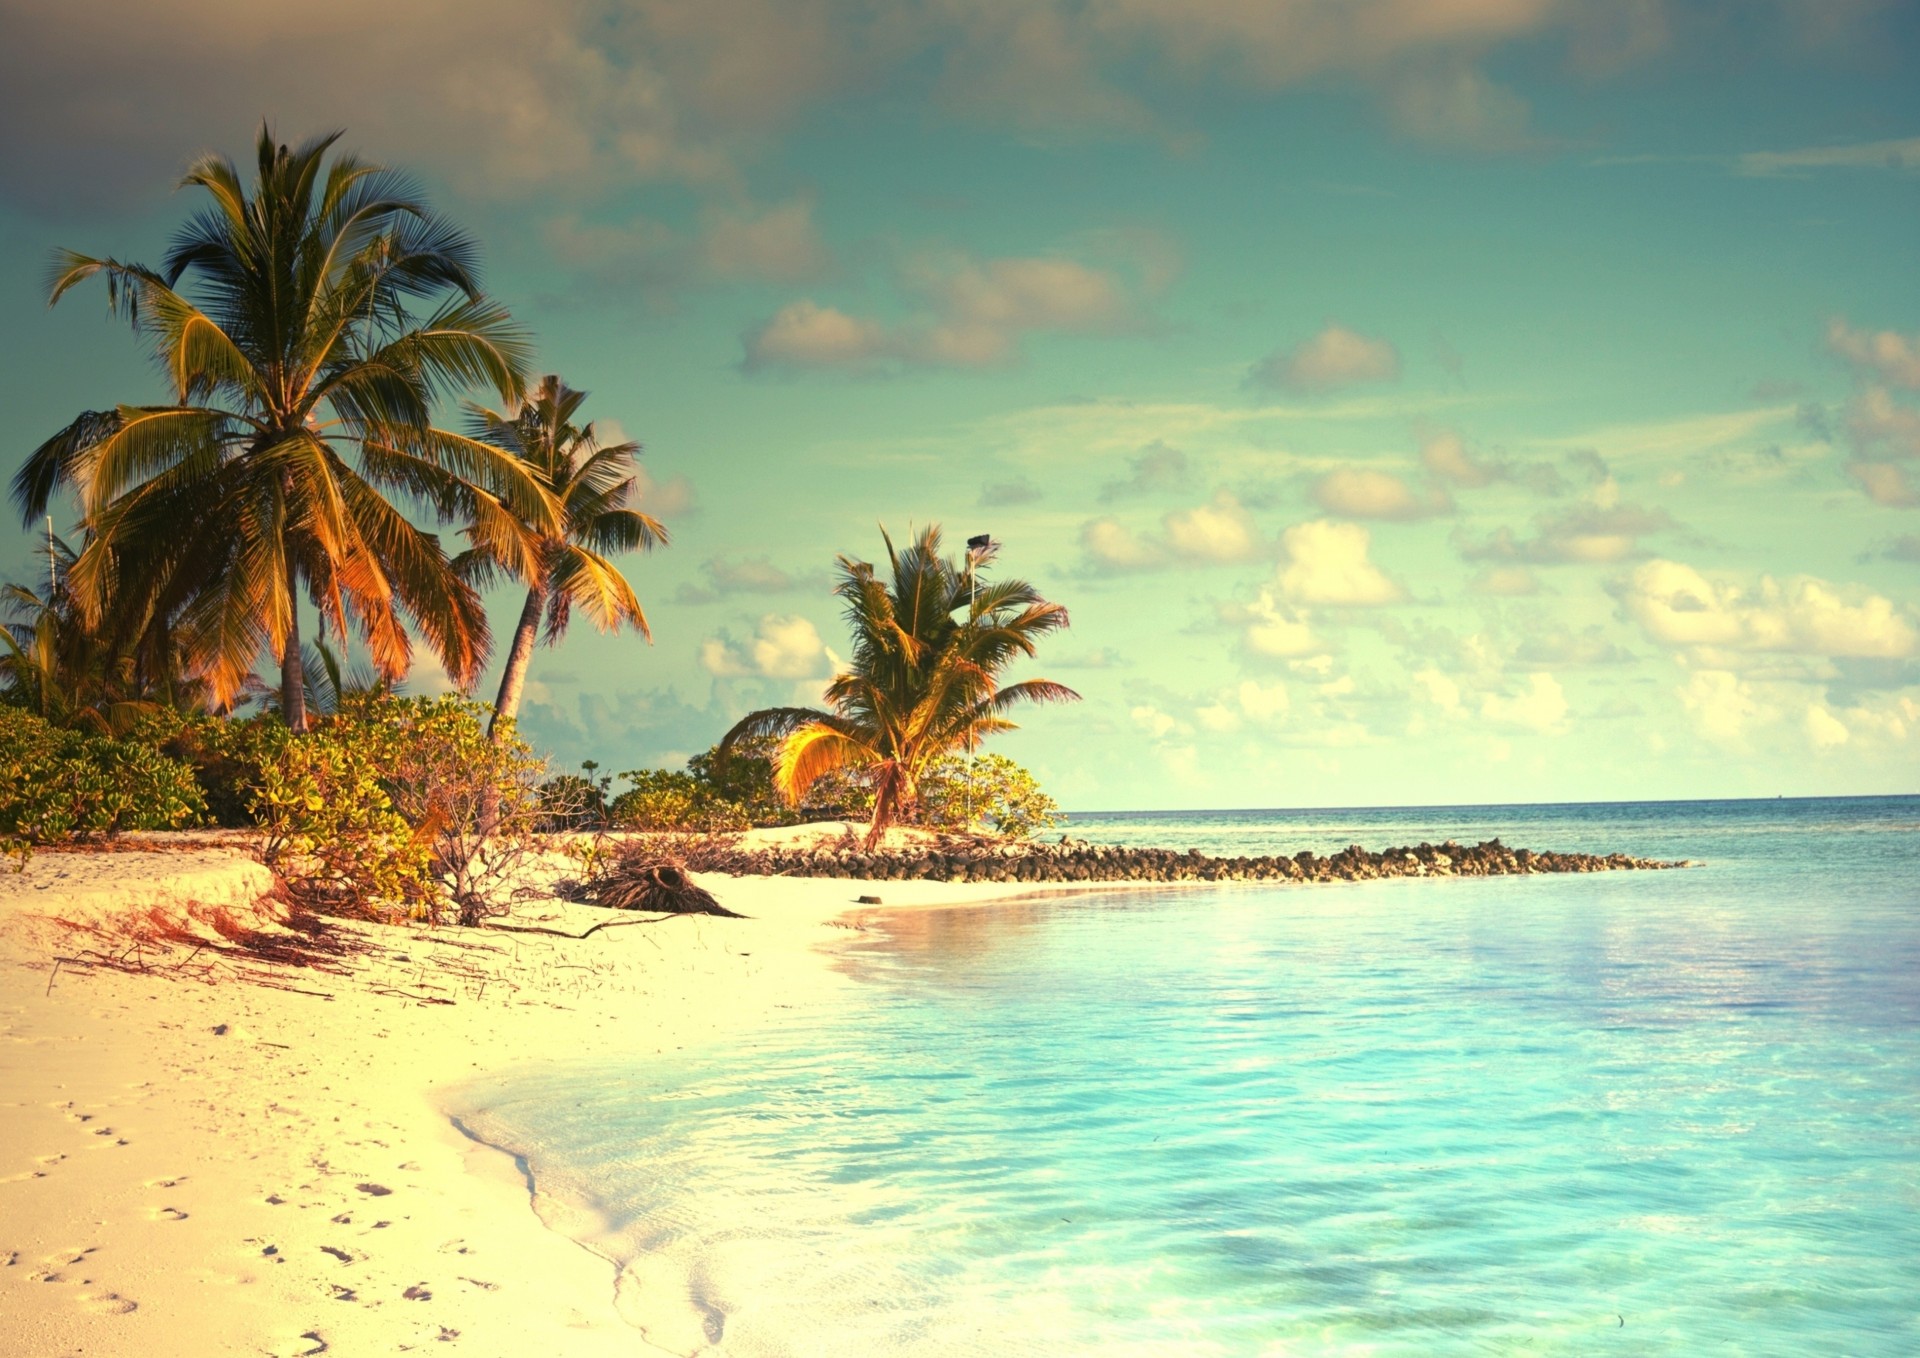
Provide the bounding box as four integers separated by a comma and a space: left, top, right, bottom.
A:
1420, 430, 1494, 487
1737, 135, 1920, 178
1479, 672, 1568, 733
1233, 589, 1324, 659
1805, 704, 1850, 749
699, 614, 833, 679
675, 555, 797, 604
544, 193, 832, 292
700, 196, 833, 283
1080, 517, 1166, 571
1849, 461, 1920, 508
1193, 679, 1290, 733
1460, 500, 1679, 564
1382, 59, 1534, 152
1616, 559, 1919, 660
630, 463, 695, 517
1313, 468, 1452, 520
1130, 704, 1188, 740
1276, 520, 1405, 606
1235, 679, 1291, 724
1678, 670, 1769, 745
1828, 319, 1920, 390
740, 300, 891, 371
1470, 565, 1542, 596
1162, 490, 1262, 562
1100, 441, 1190, 501
1845, 387, 1920, 460
1412, 667, 1464, 716
1081, 489, 1264, 571
741, 248, 1155, 373
1248, 323, 1401, 393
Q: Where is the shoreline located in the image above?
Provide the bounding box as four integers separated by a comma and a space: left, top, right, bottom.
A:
1, 831, 1689, 1354
0, 845, 1105, 1356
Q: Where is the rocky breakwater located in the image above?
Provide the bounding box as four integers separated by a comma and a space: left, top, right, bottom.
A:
682, 837, 1687, 887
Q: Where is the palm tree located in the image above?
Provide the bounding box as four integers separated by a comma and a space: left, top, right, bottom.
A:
12, 125, 551, 732
718, 525, 1078, 848
0, 532, 215, 733
464, 375, 666, 740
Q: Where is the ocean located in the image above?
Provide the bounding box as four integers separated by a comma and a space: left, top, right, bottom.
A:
453, 796, 1919, 1355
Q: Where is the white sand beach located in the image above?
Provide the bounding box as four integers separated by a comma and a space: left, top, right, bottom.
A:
0, 837, 1069, 1357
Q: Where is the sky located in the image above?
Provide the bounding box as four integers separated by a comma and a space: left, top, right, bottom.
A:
1, 0, 1917, 811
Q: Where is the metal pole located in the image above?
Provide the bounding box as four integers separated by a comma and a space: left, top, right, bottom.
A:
963, 534, 994, 832
47, 515, 55, 600
968, 563, 977, 830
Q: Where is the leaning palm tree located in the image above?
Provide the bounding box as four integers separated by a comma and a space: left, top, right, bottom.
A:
718, 525, 1078, 848
12, 125, 551, 731
464, 375, 666, 740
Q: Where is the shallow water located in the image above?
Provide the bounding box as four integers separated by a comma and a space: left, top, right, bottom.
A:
457, 797, 1920, 1355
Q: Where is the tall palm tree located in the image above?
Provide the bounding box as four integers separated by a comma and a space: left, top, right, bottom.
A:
465, 375, 666, 740
718, 525, 1078, 848
12, 125, 551, 732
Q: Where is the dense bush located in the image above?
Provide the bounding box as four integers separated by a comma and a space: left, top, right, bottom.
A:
0, 704, 206, 861
246, 703, 429, 914
154, 712, 290, 827
233, 695, 548, 924
378, 696, 548, 925
916, 753, 1061, 839
608, 768, 750, 832
686, 736, 872, 824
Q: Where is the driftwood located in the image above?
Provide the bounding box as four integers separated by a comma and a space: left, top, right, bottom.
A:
594, 858, 746, 917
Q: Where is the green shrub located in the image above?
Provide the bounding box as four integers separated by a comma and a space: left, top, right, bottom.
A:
374, 695, 548, 926
608, 768, 749, 832
687, 737, 873, 825
244, 694, 549, 924
915, 752, 1061, 839
153, 712, 291, 827
0, 705, 206, 862
248, 703, 429, 914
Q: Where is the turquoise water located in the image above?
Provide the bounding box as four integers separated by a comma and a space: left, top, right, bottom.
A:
458, 797, 1920, 1355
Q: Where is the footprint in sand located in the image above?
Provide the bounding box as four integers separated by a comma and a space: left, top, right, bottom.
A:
146, 1175, 188, 1189
151, 1206, 189, 1222
78, 1290, 139, 1315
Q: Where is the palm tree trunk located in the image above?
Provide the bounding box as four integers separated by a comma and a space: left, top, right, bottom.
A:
488, 586, 545, 740
281, 553, 307, 734
863, 763, 911, 851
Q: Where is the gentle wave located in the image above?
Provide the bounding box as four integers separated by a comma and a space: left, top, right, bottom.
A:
456, 797, 1920, 1356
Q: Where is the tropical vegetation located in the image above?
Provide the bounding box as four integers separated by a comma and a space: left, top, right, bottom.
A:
463, 375, 664, 739
0, 705, 206, 863
717, 525, 1077, 847
3, 127, 1078, 905
12, 125, 550, 732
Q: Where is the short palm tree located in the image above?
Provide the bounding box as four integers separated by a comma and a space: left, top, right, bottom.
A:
718, 525, 1078, 848
12, 125, 550, 731
464, 375, 666, 740
0, 532, 215, 733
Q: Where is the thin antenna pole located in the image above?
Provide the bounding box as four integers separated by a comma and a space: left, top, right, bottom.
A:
47, 516, 55, 600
